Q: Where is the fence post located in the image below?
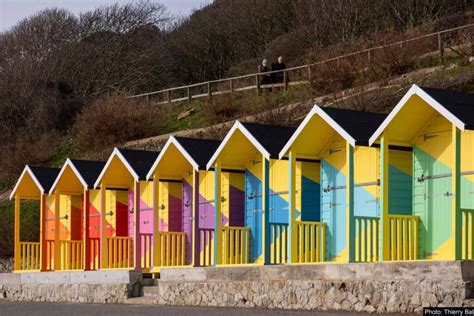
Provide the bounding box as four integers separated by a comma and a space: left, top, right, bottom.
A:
255, 74, 260, 95
230, 79, 234, 94
306, 66, 312, 82
167, 90, 171, 104
187, 87, 191, 101
207, 82, 212, 98
438, 33, 444, 61
283, 71, 288, 91
146, 94, 150, 106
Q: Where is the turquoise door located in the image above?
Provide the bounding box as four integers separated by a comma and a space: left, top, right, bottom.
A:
321, 146, 347, 262
245, 171, 263, 263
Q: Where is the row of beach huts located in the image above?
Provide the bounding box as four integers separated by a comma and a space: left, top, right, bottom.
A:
10, 84, 474, 273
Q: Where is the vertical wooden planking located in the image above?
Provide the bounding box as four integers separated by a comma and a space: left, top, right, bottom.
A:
100, 185, 107, 269
453, 125, 462, 259
40, 194, 46, 271
380, 136, 390, 261
214, 161, 222, 265
14, 195, 21, 271
288, 151, 297, 263
192, 171, 199, 267
54, 191, 60, 271
347, 143, 355, 262
262, 156, 270, 265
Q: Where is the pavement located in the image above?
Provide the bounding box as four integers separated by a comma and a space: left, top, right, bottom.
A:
0, 301, 405, 315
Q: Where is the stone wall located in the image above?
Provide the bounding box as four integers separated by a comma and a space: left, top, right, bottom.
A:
0, 270, 143, 304
1, 261, 474, 313
0, 258, 13, 273
156, 261, 474, 313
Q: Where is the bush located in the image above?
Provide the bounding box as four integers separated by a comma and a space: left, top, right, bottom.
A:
72, 94, 168, 156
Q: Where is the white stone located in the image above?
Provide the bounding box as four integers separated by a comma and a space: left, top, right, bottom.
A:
354, 302, 365, 312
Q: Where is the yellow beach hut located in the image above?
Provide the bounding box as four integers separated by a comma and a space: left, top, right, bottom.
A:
94, 148, 159, 270
48, 159, 105, 271
279, 105, 392, 263
369, 85, 474, 261
206, 121, 296, 265
10, 166, 60, 272
146, 136, 221, 271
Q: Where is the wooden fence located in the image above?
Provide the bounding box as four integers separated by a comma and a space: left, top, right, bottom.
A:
127, 23, 473, 106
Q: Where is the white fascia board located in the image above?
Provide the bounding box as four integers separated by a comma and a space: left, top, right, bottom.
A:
93, 148, 139, 188
146, 136, 199, 180
10, 165, 44, 200
368, 84, 465, 146
206, 121, 271, 170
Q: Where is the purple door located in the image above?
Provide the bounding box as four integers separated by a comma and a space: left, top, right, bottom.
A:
199, 197, 214, 229
182, 180, 193, 264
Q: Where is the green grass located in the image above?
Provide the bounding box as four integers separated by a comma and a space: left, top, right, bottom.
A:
160, 85, 315, 134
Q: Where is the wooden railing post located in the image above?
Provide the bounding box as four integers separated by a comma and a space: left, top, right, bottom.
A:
255, 74, 260, 95
187, 87, 191, 101
207, 82, 212, 98
230, 79, 234, 94
283, 71, 288, 91
166, 90, 171, 103
306, 66, 312, 82
146, 94, 150, 106
438, 32, 444, 61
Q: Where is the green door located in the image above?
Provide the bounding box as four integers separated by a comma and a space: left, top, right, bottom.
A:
413, 130, 452, 260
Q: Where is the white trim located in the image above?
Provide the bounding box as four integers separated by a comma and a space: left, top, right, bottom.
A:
278, 106, 317, 159
93, 148, 139, 188
146, 135, 199, 180
206, 121, 271, 170
315, 106, 357, 147
369, 84, 466, 145
10, 165, 45, 200
278, 104, 356, 159
48, 158, 88, 195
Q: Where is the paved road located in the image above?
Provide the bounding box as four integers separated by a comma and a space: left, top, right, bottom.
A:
0, 301, 403, 316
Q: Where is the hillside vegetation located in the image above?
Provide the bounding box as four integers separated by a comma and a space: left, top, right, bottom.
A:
0, 0, 473, 192
1, 0, 474, 258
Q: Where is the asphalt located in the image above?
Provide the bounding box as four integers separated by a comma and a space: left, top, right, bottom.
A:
0, 301, 392, 316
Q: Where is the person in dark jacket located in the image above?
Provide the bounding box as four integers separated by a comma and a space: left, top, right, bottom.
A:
271, 56, 286, 84
258, 59, 271, 86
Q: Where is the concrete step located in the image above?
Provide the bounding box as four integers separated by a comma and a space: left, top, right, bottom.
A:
124, 296, 159, 305
142, 285, 160, 297
142, 278, 159, 286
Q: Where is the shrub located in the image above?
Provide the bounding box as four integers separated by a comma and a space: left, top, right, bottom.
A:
72, 94, 168, 156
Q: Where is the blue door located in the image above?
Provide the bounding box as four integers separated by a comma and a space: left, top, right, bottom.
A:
245, 170, 262, 263
321, 145, 347, 262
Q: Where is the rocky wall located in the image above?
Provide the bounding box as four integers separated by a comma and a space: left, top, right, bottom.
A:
156, 261, 474, 313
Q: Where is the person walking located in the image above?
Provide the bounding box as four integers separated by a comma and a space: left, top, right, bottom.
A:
258, 59, 271, 86
271, 56, 286, 85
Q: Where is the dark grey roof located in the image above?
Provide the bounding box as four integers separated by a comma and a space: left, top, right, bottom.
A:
420, 86, 474, 129
70, 159, 106, 188
240, 122, 296, 157
321, 107, 387, 146
174, 137, 221, 169
117, 148, 160, 180
29, 166, 60, 192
